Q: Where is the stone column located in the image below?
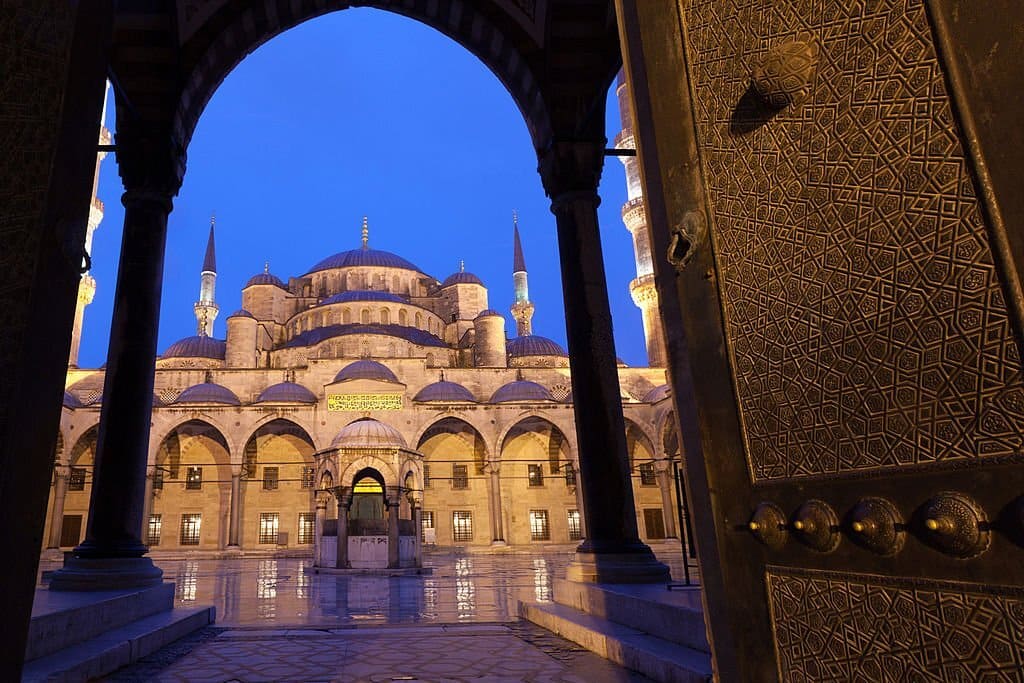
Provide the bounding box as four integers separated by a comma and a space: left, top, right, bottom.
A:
227, 470, 242, 548
50, 127, 182, 591
140, 467, 155, 543
653, 459, 678, 539
539, 139, 669, 584
47, 467, 70, 549
410, 491, 423, 568
336, 488, 350, 569
487, 464, 506, 545
313, 496, 327, 567
386, 487, 400, 569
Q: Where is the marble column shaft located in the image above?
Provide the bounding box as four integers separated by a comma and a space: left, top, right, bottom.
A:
386, 495, 400, 568
488, 469, 505, 543
655, 461, 678, 538
336, 495, 349, 569
47, 467, 70, 548
227, 472, 242, 547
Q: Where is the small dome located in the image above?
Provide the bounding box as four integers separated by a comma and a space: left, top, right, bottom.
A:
62, 391, 83, 409
307, 248, 422, 274
162, 336, 226, 360
228, 309, 255, 319
331, 418, 407, 449
474, 309, 503, 320
245, 272, 287, 289
256, 382, 317, 404
320, 290, 407, 305
643, 384, 671, 403
441, 271, 483, 287
490, 380, 554, 403
174, 382, 241, 405
414, 380, 477, 403
507, 335, 568, 358
334, 359, 400, 384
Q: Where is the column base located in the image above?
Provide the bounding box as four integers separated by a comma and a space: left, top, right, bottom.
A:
491, 540, 508, 548
565, 548, 671, 584
49, 556, 163, 591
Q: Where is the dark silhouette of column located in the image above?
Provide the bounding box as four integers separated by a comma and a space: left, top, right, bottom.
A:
336, 488, 350, 569
227, 470, 242, 548
47, 467, 70, 549
140, 467, 154, 543
539, 139, 669, 584
386, 487, 400, 568
51, 125, 183, 590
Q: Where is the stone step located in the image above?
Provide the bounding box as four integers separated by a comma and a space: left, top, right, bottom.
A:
520, 601, 713, 683
551, 579, 709, 652
21, 605, 214, 683
27, 583, 176, 661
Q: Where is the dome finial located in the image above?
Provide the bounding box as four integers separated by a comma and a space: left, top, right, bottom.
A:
459, 259, 465, 273
263, 260, 269, 274
361, 216, 369, 250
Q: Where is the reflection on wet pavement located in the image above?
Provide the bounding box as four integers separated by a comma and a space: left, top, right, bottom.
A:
162, 547, 689, 627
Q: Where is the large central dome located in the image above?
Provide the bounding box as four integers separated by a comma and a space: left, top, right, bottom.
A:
306, 247, 423, 274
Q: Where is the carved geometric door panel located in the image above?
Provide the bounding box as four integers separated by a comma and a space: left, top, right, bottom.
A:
617, 1, 1024, 680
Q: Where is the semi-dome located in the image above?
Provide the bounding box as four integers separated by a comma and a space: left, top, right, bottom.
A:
245, 272, 287, 289
334, 359, 400, 384
414, 380, 477, 403
285, 324, 447, 349
441, 271, 483, 287
307, 248, 422, 274
320, 290, 407, 305
174, 382, 241, 405
507, 335, 568, 358
228, 308, 255, 319
490, 380, 555, 403
256, 382, 317, 404
330, 418, 408, 449
162, 335, 226, 360
474, 309, 503, 320
643, 384, 671, 403
62, 391, 83, 409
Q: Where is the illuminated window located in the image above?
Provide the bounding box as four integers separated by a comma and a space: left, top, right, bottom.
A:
639, 462, 657, 486
259, 513, 280, 544
297, 513, 314, 544
643, 509, 666, 540
263, 467, 279, 490
301, 466, 315, 489
528, 464, 544, 487
451, 464, 468, 490
423, 464, 431, 488
530, 510, 550, 541
452, 511, 473, 542
567, 509, 582, 541
68, 467, 86, 491
147, 514, 162, 546
180, 513, 201, 545
421, 511, 435, 542
185, 466, 202, 490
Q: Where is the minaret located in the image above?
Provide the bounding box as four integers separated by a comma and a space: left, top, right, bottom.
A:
193, 216, 219, 336
510, 211, 535, 337
615, 71, 666, 367
68, 82, 111, 367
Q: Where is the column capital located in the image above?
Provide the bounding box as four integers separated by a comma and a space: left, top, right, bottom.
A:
115, 123, 186, 209
538, 138, 606, 208
53, 465, 70, 479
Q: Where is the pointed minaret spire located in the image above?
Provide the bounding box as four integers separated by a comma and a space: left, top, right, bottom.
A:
510, 211, 534, 336
194, 214, 219, 337
361, 216, 369, 250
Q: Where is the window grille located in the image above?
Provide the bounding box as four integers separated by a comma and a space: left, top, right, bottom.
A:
528, 464, 544, 487
564, 466, 576, 487
153, 469, 164, 490
297, 513, 315, 544
451, 464, 468, 490
530, 510, 550, 541
301, 466, 315, 489
68, 467, 86, 491
421, 511, 435, 542
567, 509, 582, 541
180, 513, 201, 545
259, 513, 280, 544
639, 462, 657, 486
263, 467, 279, 491
423, 464, 431, 488
185, 466, 202, 490
147, 514, 162, 546
452, 511, 473, 542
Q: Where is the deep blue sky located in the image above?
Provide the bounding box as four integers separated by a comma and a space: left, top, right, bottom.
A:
82, 8, 643, 368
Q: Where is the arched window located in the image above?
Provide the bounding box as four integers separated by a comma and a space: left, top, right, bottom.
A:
380, 308, 390, 324
361, 308, 371, 324
343, 308, 352, 324
393, 275, 401, 292
398, 309, 408, 325
415, 312, 423, 329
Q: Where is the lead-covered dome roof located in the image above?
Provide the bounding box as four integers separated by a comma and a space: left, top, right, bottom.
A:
441, 271, 483, 287
162, 335, 226, 360
320, 290, 408, 305
256, 382, 317, 404
507, 335, 568, 358
643, 384, 671, 403
63, 391, 83, 409
245, 272, 287, 288
333, 359, 400, 384
330, 418, 408, 449
174, 382, 241, 405
490, 380, 555, 403
414, 380, 477, 403
307, 248, 422, 274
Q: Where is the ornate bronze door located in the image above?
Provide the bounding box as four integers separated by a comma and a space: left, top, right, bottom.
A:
617, 1, 1024, 680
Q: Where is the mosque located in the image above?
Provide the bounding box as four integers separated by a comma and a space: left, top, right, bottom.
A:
49, 147, 680, 564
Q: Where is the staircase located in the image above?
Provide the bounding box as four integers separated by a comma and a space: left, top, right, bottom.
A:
519, 579, 713, 683
22, 583, 214, 682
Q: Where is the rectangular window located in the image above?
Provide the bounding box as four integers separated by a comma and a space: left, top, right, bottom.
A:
452, 511, 473, 543
180, 513, 201, 545
643, 509, 666, 540
451, 464, 468, 490
68, 467, 86, 491
567, 509, 582, 541
185, 466, 202, 490
243, 449, 257, 479
423, 464, 431, 488
259, 513, 280, 544
147, 514, 162, 546
639, 462, 657, 486
421, 511, 435, 542
564, 465, 576, 487
301, 466, 315, 489
263, 467, 279, 491
297, 513, 315, 544
59, 515, 82, 547
168, 453, 180, 480
153, 469, 164, 490
530, 510, 550, 541
528, 464, 544, 487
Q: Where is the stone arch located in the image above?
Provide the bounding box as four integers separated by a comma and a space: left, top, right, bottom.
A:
416, 417, 489, 475
241, 418, 317, 487
68, 424, 100, 468
495, 412, 577, 462
623, 418, 657, 470
243, 413, 320, 453
151, 413, 239, 462
498, 414, 574, 477
659, 410, 682, 459
338, 454, 399, 490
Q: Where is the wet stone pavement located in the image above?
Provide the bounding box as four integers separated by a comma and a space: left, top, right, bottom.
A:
95, 548, 690, 681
